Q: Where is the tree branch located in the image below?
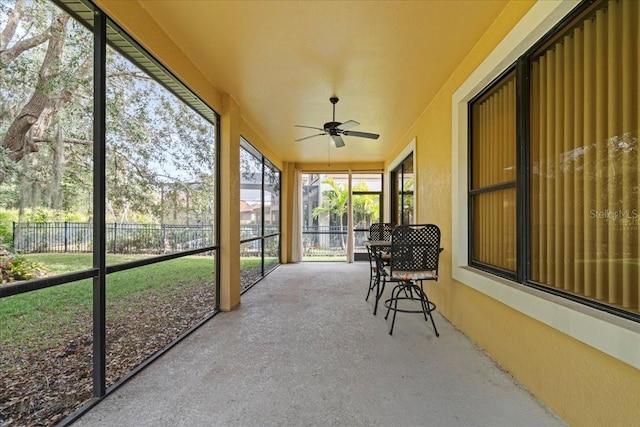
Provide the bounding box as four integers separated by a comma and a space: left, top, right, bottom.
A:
0, 0, 26, 50
32, 136, 93, 146
0, 32, 51, 68
110, 147, 155, 182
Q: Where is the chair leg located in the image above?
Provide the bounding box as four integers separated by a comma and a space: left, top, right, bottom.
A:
365, 267, 374, 301
406, 285, 414, 300
389, 284, 402, 335
425, 294, 439, 337
384, 283, 402, 320
366, 254, 375, 301
373, 276, 385, 316
419, 283, 439, 337
388, 281, 410, 335
365, 248, 378, 302
415, 285, 430, 323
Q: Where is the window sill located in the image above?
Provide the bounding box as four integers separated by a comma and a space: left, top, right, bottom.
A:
453, 265, 640, 370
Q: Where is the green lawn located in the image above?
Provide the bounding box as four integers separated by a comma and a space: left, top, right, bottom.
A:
0, 253, 216, 355
1, 253, 283, 357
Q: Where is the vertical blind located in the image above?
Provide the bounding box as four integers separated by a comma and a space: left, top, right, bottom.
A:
471, 72, 517, 272
530, 0, 639, 312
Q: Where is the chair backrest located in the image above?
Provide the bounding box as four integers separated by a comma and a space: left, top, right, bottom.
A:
368, 222, 393, 241
389, 224, 441, 274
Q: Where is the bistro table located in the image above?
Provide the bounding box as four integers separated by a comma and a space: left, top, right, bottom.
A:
365, 240, 391, 315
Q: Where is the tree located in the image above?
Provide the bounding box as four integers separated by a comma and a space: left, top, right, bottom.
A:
1, 0, 93, 218
312, 177, 348, 248
0, 0, 216, 225
311, 177, 381, 250
352, 180, 379, 228
103, 45, 216, 224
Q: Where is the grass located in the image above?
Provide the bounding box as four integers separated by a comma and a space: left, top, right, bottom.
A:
1, 253, 283, 357
240, 256, 280, 268
28, 253, 153, 273
1, 253, 284, 356
0, 253, 216, 355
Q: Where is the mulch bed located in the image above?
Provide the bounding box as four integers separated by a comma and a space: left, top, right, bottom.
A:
0, 283, 215, 426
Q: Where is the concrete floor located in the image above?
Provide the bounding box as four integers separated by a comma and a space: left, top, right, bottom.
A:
75, 262, 565, 427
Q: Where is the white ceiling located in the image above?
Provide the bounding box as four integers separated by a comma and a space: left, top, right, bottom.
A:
113, 1, 510, 164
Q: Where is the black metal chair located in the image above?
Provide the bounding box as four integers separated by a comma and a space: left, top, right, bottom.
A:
365, 223, 394, 310
368, 222, 393, 241
383, 224, 442, 336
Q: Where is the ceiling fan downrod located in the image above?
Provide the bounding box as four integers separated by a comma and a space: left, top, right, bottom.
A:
327, 97, 340, 129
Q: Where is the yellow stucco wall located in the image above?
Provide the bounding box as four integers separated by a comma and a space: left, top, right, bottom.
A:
392, 1, 640, 425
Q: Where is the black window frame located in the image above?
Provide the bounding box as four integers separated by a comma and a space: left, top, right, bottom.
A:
467, 0, 639, 323
390, 153, 414, 225
467, 65, 518, 282
239, 137, 281, 292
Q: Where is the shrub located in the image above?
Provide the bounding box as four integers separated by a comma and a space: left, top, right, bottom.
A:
0, 252, 48, 283
107, 227, 163, 254
0, 210, 17, 247
14, 208, 90, 223
0, 220, 12, 248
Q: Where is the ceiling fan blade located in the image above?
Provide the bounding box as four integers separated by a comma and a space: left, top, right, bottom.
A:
295, 124, 325, 132
331, 134, 346, 148
336, 120, 359, 131
295, 133, 326, 142
342, 130, 380, 139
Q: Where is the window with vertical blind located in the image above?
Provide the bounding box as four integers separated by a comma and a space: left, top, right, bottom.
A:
469, 0, 639, 319
470, 70, 517, 275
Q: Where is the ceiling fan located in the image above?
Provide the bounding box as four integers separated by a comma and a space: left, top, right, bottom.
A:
294, 97, 380, 148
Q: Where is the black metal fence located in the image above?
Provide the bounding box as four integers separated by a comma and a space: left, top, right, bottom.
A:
12, 222, 214, 254
301, 226, 368, 258
12, 222, 368, 258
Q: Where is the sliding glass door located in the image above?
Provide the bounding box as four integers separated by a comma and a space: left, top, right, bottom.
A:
301, 172, 382, 261
352, 174, 382, 261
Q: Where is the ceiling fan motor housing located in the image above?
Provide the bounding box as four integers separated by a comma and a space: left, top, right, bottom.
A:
324, 121, 341, 132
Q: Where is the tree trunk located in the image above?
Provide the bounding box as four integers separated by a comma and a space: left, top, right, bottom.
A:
18, 169, 27, 222
0, 12, 69, 184
46, 127, 65, 209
